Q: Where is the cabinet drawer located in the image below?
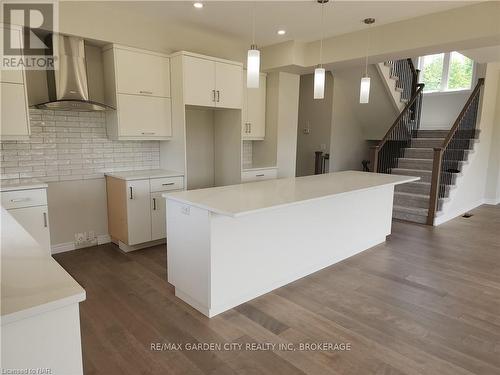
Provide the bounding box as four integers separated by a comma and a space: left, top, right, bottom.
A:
1, 188, 47, 209
150, 176, 184, 192
241, 168, 277, 183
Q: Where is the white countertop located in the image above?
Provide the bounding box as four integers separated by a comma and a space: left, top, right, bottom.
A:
0, 207, 86, 325
164, 171, 419, 217
0, 180, 48, 192
105, 169, 184, 181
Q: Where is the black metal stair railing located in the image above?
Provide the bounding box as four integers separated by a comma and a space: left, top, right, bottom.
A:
385, 58, 419, 102
370, 83, 425, 174
427, 78, 485, 225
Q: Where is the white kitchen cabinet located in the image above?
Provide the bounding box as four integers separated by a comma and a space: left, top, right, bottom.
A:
114, 48, 170, 97
117, 94, 172, 137
241, 167, 277, 183
151, 192, 166, 241
183, 56, 216, 107
126, 179, 152, 246
0, 26, 30, 141
242, 73, 266, 140
105, 171, 184, 251
1, 186, 51, 253
102, 44, 172, 141
215, 62, 243, 109
179, 52, 242, 109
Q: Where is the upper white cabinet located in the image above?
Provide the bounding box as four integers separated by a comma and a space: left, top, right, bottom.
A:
242, 72, 266, 140
0, 25, 30, 141
114, 48, 170, 97
102, 44, 172, 140
180, 53, 242, 109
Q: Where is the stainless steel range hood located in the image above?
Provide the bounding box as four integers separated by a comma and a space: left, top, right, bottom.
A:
35, 34, 114, 111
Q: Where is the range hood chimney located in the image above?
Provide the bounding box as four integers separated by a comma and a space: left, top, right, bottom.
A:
35, 34, 114, 111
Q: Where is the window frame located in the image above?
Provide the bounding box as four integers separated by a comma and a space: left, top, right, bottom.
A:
418, 52, 475, 95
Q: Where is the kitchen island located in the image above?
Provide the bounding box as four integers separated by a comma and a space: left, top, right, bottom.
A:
1, 207, 86, 374
163, 171, 418, 317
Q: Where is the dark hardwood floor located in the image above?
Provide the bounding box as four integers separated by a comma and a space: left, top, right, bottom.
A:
54, 204, 500, 375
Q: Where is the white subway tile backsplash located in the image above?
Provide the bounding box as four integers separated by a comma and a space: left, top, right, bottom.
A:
1, 109, 161, 184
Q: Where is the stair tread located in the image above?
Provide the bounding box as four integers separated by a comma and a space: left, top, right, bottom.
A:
399, 158, 433, 162
393, 168, 431, 173
394, 191, 430, 199
393, 205, 428, 215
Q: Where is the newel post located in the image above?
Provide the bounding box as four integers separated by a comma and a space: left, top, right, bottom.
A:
369, 146, 379, 173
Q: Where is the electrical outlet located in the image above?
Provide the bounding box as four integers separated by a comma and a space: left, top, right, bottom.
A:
75, 232, 85, 244
75, 230, 98, 249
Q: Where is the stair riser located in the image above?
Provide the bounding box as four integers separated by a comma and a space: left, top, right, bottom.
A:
394, 195, 444, 210
393, 210, 428, 224
417, 130, 450, 138
396, 183, 451, 198
398, 159, 433, 171
404, 149, 434, 159
411, 139, 445, 148
396, 183, 431, 195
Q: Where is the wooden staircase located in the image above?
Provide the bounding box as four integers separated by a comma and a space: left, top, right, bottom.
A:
371, 73, 485, 225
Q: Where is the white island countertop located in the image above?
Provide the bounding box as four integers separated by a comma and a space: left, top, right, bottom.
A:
105, 169, 184, 181
0, 207, 86, 325
164, 171, 419, 217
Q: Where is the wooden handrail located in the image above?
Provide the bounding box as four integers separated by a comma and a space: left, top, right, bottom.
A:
407, 58, 417, 77
375, 84, 425, 150
441, 78, 484, 150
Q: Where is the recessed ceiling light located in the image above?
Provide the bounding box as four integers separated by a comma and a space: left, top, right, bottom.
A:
277, 30, 286, 35
193, 2, 203, 9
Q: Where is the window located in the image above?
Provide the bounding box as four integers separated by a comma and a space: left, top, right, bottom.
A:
418, 52, 474, 93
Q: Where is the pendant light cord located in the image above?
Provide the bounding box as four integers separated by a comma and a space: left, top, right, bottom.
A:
252, 2, 256, 46
365, 23, 370, 76
319, 2, 325, 68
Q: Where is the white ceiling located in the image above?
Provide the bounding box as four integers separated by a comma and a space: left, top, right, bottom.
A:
122, 1, 477, 47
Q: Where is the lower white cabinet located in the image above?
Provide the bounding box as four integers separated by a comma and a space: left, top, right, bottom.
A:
241, 167, 278, 183
105, 173, 184, 251
1, 186, 51, 253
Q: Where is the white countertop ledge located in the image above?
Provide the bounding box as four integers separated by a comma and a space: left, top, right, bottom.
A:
241, 166, 277, 172
1, 207, 86, 325
105, 169, 184, 181
163, 171, 419, 217
0, 180, 48, 192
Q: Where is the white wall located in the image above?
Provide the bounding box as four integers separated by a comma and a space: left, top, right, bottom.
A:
296, 73, 333, 177
485, 64, 500, 204
420, 91, 471, 129
436, 62, 500, 224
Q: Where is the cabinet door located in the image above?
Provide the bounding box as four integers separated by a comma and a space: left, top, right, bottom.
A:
126, 180, 151, 245
0, 27, 24, 84
9, 206, 51, 253
151, 192, 166, 241
1, 82, 30, 139
243, 73, 266, 139
183, 56, 216, 107
115, 48, 170, 97
117, 94, 172, 138
215, 62, 242, 109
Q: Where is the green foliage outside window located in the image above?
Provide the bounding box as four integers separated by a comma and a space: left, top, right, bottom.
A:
448, 52, 473, 90
420, 54, 444, 92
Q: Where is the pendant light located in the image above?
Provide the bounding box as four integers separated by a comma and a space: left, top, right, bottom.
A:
247, 3, 260, 88
314, 0, 328, 100
360, 18, 375, 104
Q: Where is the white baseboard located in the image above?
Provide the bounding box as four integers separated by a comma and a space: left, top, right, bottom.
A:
51, 234, 111, 254
484, 197, 500, 205
434, 199, 486, 226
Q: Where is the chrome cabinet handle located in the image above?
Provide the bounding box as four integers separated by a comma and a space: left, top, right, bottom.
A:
162, 182, 175, 186
43, 212, 48, 228
256, 174, 265, 177
142, 131, 155, 135
216, 90, 220, 102
212, 90, 216, 102
129, 186, 133, 199
10, 197, 30, 203
139, 90, 153, 95
248, 123, 251, 134
153, 197, 156, 211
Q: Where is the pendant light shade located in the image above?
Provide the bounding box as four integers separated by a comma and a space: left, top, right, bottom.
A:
314, 67, 326, 99
247, 45, 260, 88
359, 76, 371, 104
